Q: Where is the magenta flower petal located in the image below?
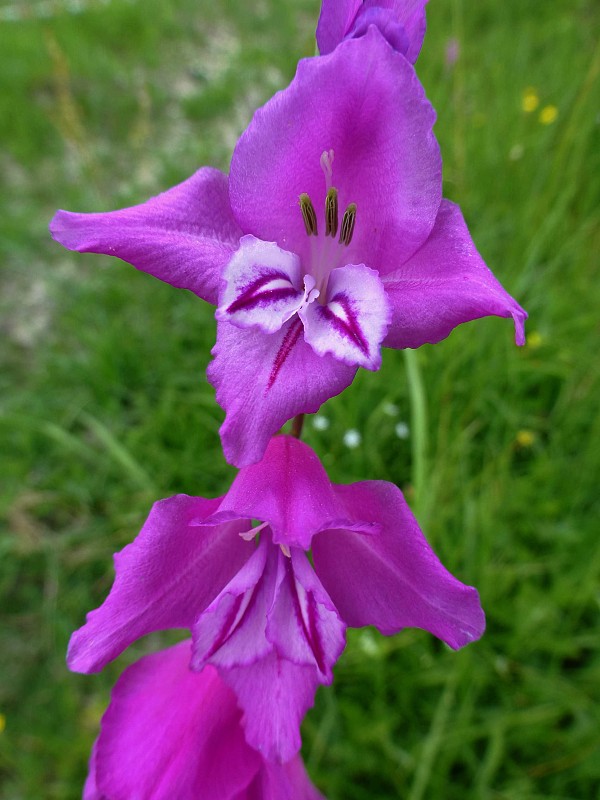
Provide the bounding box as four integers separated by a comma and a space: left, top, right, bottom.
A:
254, 757, 326, 800
191, 539, 274, 669
312, 482, 486, 649
346, 7, 410, 55
218, 436, 351, 550
317, 0, 428, 62
221, 651, 323, 763
208, 318, 356, 468
266, 549, 346, 682
299, 264, 391, 369
217, 235, 312, 334
50, 167, 241, 304
50, 24, 525, 473
191, 536, 345, 762
82, 743, 99, 800
395, 0, 429, 63
91, 643, 261, 800
229, 30, 441, 273
68, 495, 252, 673
382, 200, 527, 347
89, 643, 325, 798
315, 0, 360, 54
70, 437, 488, 769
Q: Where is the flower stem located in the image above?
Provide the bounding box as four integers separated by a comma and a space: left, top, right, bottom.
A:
403, 348, 428, 515
291, 413, 305, 439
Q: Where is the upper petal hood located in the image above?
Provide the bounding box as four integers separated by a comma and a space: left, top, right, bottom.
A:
229, 28, 441, 273
217, 435, 357, 549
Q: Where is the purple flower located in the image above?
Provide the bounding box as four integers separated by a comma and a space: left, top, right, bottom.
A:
84, 641, 324, 800
68, 435, 485, 763
317, 0, 430, 62
50, 32, 526, 467
445, 37, 460, 68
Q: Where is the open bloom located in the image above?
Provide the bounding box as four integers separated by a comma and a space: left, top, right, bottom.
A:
50, 31, 526, 467
317, 0, 429, 62
84, 642, 324, 800
68, 435, 485, 763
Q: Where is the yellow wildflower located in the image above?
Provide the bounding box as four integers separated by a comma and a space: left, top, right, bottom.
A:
539, 105, 558, 125
527, 331, 543, 350
516, 430, 536, 448
522, 88, 539, 113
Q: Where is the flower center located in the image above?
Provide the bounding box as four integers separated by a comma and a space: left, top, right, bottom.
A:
298, 150, 357, 296
299, 191, 356, 246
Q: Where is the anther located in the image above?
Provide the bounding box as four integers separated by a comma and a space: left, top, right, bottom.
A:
280, 543, 291, 558
299, 193, 318, 236
339, 203, 357, 246
325, 188, 339, 237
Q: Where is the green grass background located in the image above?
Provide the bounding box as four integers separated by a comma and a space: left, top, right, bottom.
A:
1, 0, 599, 797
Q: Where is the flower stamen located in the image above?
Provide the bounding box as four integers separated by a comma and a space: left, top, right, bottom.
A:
339, 203, 357, 246
325, 187, 338, 237
299, 193, 318, 236
239, 520, 269, 541
280, 543, 291, 558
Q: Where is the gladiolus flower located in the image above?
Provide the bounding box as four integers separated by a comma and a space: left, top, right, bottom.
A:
51, 31, 525, 468
317, 0, 430, 62
83, 642, 324, 800
68, 436, 485, 763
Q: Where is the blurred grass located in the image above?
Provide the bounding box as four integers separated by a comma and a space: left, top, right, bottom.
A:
1, 0, 599, 797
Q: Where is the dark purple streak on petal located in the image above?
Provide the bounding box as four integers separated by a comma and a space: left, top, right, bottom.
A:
209, 319, 356, 467
202, 592, 247, 661
267, 318, 304, 391
318, 293, 370, 357
227, 270, 300, 315
284, 558, 327, 675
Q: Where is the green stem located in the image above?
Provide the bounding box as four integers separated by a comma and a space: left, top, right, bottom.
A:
403, 348, 428, 515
